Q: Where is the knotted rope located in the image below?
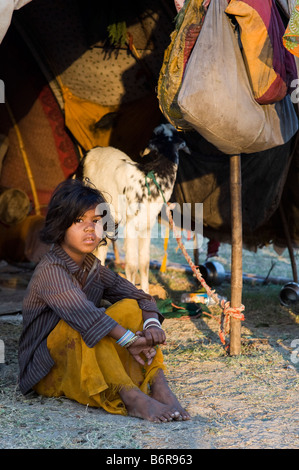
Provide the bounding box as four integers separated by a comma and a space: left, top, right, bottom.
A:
165, 203, 245, 348
144, 171, 245, 348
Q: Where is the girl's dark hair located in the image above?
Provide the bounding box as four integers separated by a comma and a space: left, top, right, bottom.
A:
40, 179, 117, 245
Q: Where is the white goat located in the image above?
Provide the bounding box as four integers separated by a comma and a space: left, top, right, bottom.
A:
80, 124, 189, 293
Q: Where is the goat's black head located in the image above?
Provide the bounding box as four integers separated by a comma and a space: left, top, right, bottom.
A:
146, 123, 190, 164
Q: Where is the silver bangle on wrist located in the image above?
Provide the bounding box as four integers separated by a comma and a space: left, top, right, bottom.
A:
143, 317, 162, 330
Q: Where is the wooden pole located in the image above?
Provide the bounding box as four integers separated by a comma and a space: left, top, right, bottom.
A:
229, 154, 243, 355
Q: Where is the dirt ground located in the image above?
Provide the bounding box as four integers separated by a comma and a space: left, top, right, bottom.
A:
0, 261, 299, 450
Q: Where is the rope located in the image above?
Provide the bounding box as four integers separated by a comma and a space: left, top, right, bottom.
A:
145, 171, 167, 203
165, 202, 245, 348
144, 170, 245, 347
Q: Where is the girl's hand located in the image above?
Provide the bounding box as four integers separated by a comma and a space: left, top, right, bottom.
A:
126, 335, 157, 366
142, 326, 166, 347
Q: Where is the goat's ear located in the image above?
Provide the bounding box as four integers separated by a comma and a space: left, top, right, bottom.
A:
179, 141, 191, 155
140, 147, 151, 157
148, 142, 159, 153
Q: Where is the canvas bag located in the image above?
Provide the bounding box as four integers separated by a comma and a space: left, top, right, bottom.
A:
177, 0, 298, 155
157, 0, 209, 130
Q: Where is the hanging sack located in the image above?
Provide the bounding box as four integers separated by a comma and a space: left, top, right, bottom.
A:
177, 0, 298, 155
157, 0, 209, 130
226, 0, 297, 104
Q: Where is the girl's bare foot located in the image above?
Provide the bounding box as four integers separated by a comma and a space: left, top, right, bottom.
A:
119, 386, 179, 423
150, 370, 191, 421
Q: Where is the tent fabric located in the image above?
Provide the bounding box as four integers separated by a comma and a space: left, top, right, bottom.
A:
1, 0, 299, 258
14, 0, 172, 158
62, 85, 161, 155
177, 0, 298, 155
226, 0, 297, 104
62, 86, 119, 151
0, 0, 31, 43
172, 131, 298, 248
0, 135, 8, 174
283, 0, 299, 57
279, 134, 299, 247
0, 214, 48, 262
16, 0, 172, 108
0, 26, 79, 214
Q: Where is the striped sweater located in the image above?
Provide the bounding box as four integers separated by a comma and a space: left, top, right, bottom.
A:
18, 244, 162, 394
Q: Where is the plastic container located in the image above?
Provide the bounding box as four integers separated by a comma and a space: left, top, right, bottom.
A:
180, 292, 226, 306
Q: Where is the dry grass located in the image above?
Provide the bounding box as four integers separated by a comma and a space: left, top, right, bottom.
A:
0, 239, 299, 449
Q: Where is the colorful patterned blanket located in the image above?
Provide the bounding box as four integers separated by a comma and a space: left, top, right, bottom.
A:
283, 0, 299, 58
226, 0, 297, 104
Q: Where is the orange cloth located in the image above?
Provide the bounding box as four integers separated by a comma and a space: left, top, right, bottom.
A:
62, 86, 161, 157
34, 299, 166, 416
62, 86, 117, 150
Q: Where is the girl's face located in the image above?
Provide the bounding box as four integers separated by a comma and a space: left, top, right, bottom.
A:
61, 205, 103, 266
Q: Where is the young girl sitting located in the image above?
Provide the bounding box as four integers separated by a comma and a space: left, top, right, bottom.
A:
18, 179, 190, 423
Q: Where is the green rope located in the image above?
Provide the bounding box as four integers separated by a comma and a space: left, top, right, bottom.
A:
145, 171, 167, 203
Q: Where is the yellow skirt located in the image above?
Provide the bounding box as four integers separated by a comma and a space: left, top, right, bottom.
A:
34, 299, 166, 415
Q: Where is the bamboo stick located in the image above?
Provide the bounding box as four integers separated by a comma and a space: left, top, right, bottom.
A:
229, 155, 243, 355
5, 101, 41, 216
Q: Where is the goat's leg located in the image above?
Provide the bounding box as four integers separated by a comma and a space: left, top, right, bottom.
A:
138, 232, 151, 293
124, 237, 138, 287
93, 240, 110, 266
112, 240, 121, 265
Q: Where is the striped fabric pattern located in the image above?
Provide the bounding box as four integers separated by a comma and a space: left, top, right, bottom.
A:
18, 244, 162, 394
226, 0, 297, 104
